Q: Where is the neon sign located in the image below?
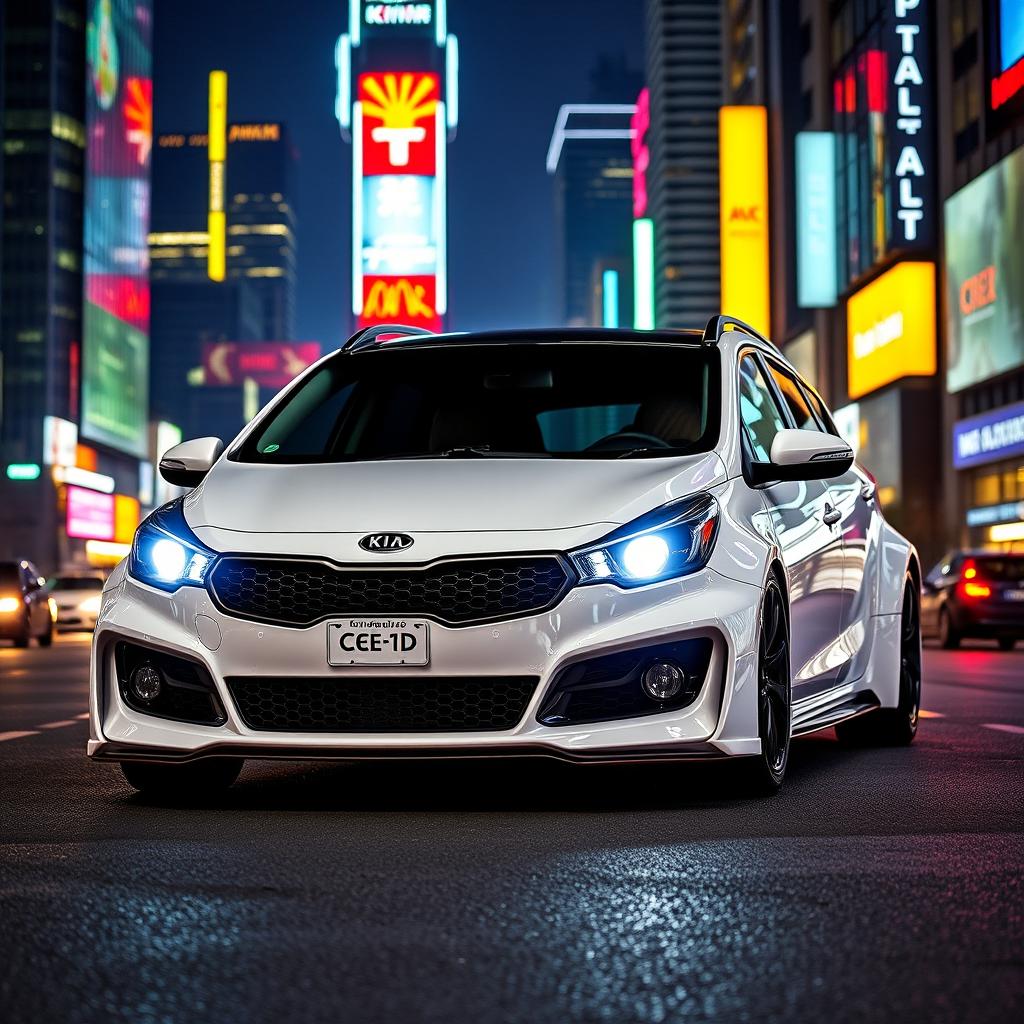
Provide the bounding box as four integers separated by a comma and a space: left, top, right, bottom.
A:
887, 0, 933, 248
631, 87, 650, 219
364, 2, 433, 28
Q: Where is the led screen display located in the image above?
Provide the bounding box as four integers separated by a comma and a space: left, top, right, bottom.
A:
945, 144, 1024, 392
1000, 0, 1024, 72
82, 0, 152, 457
66, 486, 115, 541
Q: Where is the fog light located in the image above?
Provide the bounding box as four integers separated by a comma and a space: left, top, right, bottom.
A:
641, 660, 686, 701
130, 664, 162, 702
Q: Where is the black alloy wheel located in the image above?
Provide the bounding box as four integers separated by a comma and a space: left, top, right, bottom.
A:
737, 575, 791, 795
837, 577, 921, 746
938, 605, 960, 649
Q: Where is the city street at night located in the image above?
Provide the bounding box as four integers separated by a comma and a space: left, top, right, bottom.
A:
1, 635, 1021, 1023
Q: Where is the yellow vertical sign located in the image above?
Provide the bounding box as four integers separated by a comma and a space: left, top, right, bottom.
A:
208, 71, 228, 282
719, 106, 770, 336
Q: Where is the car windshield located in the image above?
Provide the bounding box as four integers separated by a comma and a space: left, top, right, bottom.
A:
48, 577, 103, 591
235, 342, 720, 462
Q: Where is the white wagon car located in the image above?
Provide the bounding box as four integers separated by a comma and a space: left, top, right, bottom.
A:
88, 318, 922, 797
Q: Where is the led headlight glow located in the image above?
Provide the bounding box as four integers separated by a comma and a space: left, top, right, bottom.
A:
570, 493, 719, 588
128, 499, 216, 593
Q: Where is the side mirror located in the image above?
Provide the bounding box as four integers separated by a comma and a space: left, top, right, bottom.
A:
158, 437, 224, 488
750, 429, 855, 485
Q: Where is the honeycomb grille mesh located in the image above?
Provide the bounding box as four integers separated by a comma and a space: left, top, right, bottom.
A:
226, 676, 539, 732
209, 556, 572, 626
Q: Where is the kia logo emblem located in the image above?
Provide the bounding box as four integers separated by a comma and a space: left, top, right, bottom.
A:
359, 533, 414, 552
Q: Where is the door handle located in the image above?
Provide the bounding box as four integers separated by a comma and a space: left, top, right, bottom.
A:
822, 503, 842, 527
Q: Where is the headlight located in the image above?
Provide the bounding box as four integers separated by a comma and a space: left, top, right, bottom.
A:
0, 595, 22, 614
570, 494, 719, 588
127, 499, 215, 593
79, 594, 102, 614
47, 597, 58, 621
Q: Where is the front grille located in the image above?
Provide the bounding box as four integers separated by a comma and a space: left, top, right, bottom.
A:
209, 555, 573, 627
226, 675, 539, 732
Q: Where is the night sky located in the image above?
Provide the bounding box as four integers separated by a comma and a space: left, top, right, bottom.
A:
152, 0, 644, 346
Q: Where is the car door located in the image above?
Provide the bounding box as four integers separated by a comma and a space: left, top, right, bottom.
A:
738, 353, 844, 699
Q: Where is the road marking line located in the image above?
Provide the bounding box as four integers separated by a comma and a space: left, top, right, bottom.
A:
982, 723, 1024, 735
39, 720, 78, 729
918, 709, 944, 718
0, 731, 39, 742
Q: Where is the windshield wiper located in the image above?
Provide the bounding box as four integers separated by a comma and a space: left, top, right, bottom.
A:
614, 447, 689, 459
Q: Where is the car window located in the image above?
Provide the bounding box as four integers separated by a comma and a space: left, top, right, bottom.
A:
766, 362, 819, 430
925, 554, 955, 585
738, 355, 788, 461
235, 343, 721, 461
804, 388, 839, 435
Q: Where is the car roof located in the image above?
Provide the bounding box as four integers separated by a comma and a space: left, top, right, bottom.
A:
350, 327, 707, 353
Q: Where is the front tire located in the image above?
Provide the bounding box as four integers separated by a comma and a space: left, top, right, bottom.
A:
37, 619, 53, 647
837, 578, 921, 746
120, 758, 243, 798
736, 575, 791, 795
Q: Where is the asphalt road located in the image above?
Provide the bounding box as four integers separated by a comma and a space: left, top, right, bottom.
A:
1, 634, 1022, 1024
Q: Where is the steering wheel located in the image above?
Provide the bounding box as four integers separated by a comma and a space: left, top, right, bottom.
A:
585, 431, 671, 453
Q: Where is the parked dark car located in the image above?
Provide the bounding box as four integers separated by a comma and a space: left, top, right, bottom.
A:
921, 551, 1024, 650
0, 560, 55, 648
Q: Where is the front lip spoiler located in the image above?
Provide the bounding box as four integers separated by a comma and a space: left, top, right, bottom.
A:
89, 739, 729, 766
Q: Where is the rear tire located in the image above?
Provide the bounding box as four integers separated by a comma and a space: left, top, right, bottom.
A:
837, 578, 921, 747
37, 619, 53, 647
938, 606, 960, 649
120, 758, 243, 798
997, 637, 1016, 651
736, 574, 791, 796
13, 616, 30, 649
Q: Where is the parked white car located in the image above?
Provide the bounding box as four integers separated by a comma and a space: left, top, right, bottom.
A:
47, 574, 105, 632
88, 318, 922, 797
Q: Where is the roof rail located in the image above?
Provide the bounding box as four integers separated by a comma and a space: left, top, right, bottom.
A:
341, 323, 435, 354
701, 315, 773, 348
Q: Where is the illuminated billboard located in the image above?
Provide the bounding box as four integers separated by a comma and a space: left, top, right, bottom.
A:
82, 0, 152, 458
355, 72, 444, 332
719, 106, 770, 337
66, 486, 115, 541
992, 0, 1024, 109
795, 132, 837, 308
945, 143, 1024, 393
847, 261, 936, 400
339, 3, 455, 334
203, 342, 323, 387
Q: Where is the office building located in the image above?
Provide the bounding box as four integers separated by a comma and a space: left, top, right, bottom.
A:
643, 0, 722, 329
1, 0, 151, 571
547, 104, 637, 326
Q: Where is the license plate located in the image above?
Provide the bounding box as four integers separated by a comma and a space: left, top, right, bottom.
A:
1004, 590, 1024, 602
327, 618, 430, 666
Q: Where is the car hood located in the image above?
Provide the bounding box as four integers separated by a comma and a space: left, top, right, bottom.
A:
186, 453, 729, 535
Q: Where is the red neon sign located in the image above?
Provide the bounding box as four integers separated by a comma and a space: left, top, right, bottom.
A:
358, 275, 442, 333
359, 72, 438, 176
631, 87, 650, 219
992, 55, 1024, 110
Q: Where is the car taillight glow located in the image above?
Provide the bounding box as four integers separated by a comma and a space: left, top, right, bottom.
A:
962, 581, 992, 599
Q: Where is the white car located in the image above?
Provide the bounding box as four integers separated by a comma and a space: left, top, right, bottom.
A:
47, 574, 105, 632
88, 318, 922, 797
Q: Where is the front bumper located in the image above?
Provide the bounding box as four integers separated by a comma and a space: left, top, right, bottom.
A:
88, 567, 764, 763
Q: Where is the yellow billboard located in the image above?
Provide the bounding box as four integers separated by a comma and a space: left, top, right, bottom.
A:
847, 261, 936, 399
208, 71, 228, 282
719, 106, 770, 337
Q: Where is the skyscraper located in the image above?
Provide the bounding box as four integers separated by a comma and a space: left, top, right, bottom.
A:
1, 0, 151, 570
547, 104, 637, 327
644, 0, 722, 328
148, 121, 298, 441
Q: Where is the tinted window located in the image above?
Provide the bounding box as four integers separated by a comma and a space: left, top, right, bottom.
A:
236, 343, 721, 461
738, 355, 788, 461
804, 388, 839, 435
967, 557, 1024, 581
767, 362, 819, 430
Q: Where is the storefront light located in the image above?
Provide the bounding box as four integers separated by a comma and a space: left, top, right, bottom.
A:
989, 522, 1024, 544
